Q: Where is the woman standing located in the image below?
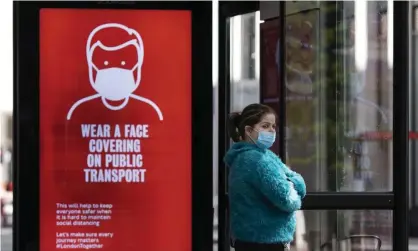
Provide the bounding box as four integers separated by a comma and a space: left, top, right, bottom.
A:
224, 103, 306, 251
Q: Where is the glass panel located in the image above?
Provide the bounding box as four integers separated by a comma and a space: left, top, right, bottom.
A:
226, 11, 260, 251
298, 210, 393, 251
229, 12, 260, 112
226, 210, 393, 251
410, 2, 418, 249
283, 8, 320, 190
284, 1, 393, 191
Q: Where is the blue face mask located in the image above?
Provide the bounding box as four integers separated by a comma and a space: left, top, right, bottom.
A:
254, 130, 276, 149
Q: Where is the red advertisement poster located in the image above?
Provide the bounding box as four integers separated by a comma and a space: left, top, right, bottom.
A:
260, 18, 280, 154
39, 9, 191, 251
260, 18, 280, 101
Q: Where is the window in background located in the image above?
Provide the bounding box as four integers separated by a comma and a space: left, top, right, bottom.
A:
229, 12, 260, 113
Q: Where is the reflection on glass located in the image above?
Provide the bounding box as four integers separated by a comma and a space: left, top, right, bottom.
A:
283, 8, 319, 192
341, 1, 392, 192
295, 210, 392, 251
229, 12, 260, 112
284, 1, 393, 191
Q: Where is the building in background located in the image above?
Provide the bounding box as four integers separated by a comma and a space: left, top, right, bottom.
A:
0, 114, 12, 185
0, 0, 13, 193
0, 95, 13, 193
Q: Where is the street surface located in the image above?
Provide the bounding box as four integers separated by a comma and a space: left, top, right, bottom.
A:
2, 225, 418, 251
1, 227, 12, 251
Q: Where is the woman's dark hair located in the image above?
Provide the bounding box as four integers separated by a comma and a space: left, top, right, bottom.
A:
227, 103, 276, 142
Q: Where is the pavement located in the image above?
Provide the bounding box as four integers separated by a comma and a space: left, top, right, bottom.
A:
410, 238, 418, 251
1, 227, 12, 251
2, 224, 418, 251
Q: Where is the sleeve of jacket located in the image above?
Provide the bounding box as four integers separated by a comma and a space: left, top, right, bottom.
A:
253, 157, 302, 212
286, 170, 306, 199
278, 160, 306, 199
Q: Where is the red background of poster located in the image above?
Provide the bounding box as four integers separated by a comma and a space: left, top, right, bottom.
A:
40, 9, 191, 251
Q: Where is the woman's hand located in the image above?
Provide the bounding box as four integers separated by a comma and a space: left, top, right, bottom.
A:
288, 180, 300, 201
286, 172, 306, 198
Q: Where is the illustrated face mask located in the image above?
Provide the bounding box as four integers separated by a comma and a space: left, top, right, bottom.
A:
93, 64, 139, 101
87, 35, 143, 102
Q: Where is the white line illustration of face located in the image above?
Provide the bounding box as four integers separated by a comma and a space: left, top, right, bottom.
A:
66, 23, 163, 121
86, 24, 144, 101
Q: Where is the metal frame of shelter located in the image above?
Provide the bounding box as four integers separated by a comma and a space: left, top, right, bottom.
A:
217, 1, 409, 251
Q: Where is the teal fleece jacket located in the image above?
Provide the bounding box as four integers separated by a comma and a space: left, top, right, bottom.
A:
224, 142, 306, 244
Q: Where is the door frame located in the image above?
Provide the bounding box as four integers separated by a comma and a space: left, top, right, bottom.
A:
218, 2, 260, 251
218, 1, 410, 251
392, 2, 410, 250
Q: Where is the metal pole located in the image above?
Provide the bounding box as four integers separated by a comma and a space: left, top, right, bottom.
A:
279, 0, 286, 162
393, 1, 409, 251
